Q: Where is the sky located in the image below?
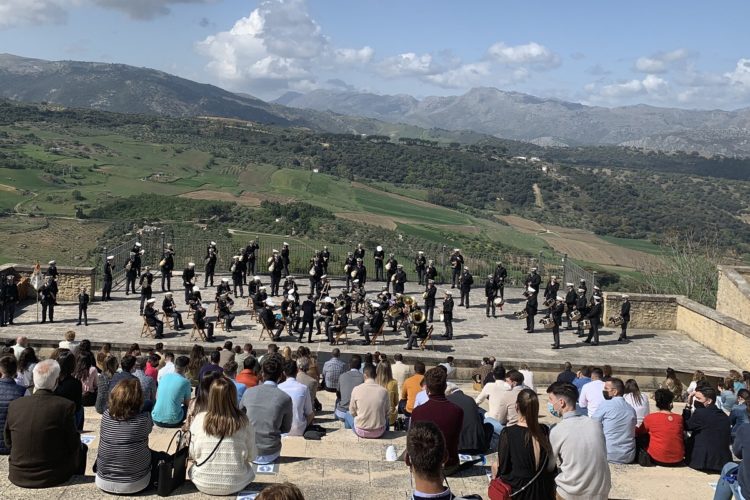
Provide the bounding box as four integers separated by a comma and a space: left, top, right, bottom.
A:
1, 0, 749, 109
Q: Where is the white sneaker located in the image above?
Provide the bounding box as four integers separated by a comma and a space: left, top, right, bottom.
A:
385, 445, 397, 462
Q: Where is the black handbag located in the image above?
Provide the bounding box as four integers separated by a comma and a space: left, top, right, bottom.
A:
155, 430, 191, 497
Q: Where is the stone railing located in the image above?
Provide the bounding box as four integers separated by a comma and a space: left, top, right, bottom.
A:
0, 263, 96, 302
603, 292, 678, 330
717, 265, 750, 326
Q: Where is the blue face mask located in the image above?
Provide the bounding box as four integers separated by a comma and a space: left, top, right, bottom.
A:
547, 401, 561, 418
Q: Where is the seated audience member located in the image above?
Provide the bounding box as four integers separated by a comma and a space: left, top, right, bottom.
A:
145, 354, 160, 384
683, 385, 732, 473
556, 361, 576, 384
197, 350, 224, 393
95, 343, 113, 372
623, 378, 650, 425
73, 353, 98, 407
240, 353, 292, 464
392, 353, 413, 393
475, 366, 523, 436
335, 354, 364, 424
376, 360, 399, 428
133, 356, 156, 410
446, 384, 493, 455
0, 355, 26, 454
278, 360, 314, 436
405, 421, 480, 499
636, 388, 685, 466
547, 382, 611, 500
714, 411, 750, 500
110, 354, 137, 389
223, 360, 247, 404
95, 379, 153, 494
397, 361, 424, 419
661, 367, 684, 401
296, 356, 319, 408
572, 365, 592, 393
95, 355, 119, 415
54, 350, 84, 431
15, 347, 38, 392
731, 389, 750, 441
12, 336, 28, 360
151, 355, 192, 428
578, 367, 605, 416
518, 363, 535, 391
321, 348, 346, 393
718, 377, 738, 414
347, 364, 389, 438
256, 482, 305, 500
591, 377, 637, 464
235, 343, 253, 368
157, 352, 176, 383
492, 388, 556, 499
58, 330, 81, 355
219, 341, 235, 367
184, 371, 224, 432
189, 377, 257, 496
5, 359, 88, 488
410, 367, 463, 474
237, 356, 260, 389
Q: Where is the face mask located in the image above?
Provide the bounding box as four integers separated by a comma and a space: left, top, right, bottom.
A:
547, 401, 561, 418
693, 401, 705, 409
602, 391, 612, 401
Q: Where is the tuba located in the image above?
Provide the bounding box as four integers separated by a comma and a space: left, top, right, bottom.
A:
608, 315, 625, 327
403, 296, 416, 308
387, 305, 402, 318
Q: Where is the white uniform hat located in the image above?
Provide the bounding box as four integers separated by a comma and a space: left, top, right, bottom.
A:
272, 249, 279, 253
577, 288, 585, 293
253, 276, 260, 281
48, 260, 55, 265
527, 286, 535, 293
370, 301, 381, 308
221, 277, 229, 282
233, 255, 241, 259
566, 282, 574, 287
259, 286, 266, 290
376, 245, 383, 252
283, 242, 288, 246
146, 298, 156, 304
418, 251, 424, 254
107, 255, 114, 260
454, 248, 460, 252
594, 296, 602, 302
265, 299, 275, 306
353, 279, 360, 284
321, 275, 328, 280
323, 296, 333, 303
165, 292, 172, 296
531, 267, 537, 271
188, 262, 195, 267
210, 241, 216, 245
135, 242, 142, 247
556, 295, 565, 301
445, 290, 453, 295
622, 294, 630, 299
594, 286, 601, 291
193, 286, 200, 292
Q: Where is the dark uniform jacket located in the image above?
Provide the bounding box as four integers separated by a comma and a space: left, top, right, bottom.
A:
459, 272, 473, 292
621, 301, 631, 321
301, 299, 316, 321
424, 286, 437, 306
484, 280, 496, 298
525, 294, 538, 316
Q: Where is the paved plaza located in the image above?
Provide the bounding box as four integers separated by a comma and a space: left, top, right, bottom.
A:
1, 277, 737, 374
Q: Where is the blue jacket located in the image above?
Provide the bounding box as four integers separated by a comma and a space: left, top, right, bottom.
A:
0, 378, 27, 454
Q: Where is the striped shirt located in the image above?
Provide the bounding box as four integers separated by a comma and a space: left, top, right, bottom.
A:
95, 410, 153, 485
322, 357, 346, 390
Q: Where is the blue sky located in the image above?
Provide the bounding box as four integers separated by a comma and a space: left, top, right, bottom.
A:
1, 0, 749, 109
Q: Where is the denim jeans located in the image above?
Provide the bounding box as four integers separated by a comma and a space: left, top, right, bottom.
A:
714, 462, 745, 500
484, 416, 504, 451
342, 412, 355, 431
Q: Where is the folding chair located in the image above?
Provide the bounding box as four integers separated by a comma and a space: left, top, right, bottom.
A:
141, 318, 156, 338
419, 325, 435, 351
186, 308, 194, 321
160, 312, 173, 329
370, 323, 386, 345
190, 320, 207, 341
333, 325, 349, 345
258, 318, 273, 342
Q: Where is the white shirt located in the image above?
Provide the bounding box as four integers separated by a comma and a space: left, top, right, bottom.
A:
278, 377, 313, 437
391, 361, 413, 393
623, 393, 651, 425
519, 369, 535, 391
158, 361, 176, 382
440, 363, 457, 379
58, 340, 80, 355
414, 389, 429, 409
579, 379, 606, 417
12, 344, 25, 359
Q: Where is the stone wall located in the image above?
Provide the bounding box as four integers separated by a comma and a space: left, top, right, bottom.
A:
717, 265, 750, 326
675, 296, 750, 370
603, 292, 678, 330
0, 263, 96, 302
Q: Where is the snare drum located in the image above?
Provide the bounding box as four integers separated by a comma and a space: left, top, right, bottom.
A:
579, 319, 592, 330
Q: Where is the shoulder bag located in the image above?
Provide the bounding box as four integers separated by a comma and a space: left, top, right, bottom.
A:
155, 430, 191, 497
487, 449, 548, 500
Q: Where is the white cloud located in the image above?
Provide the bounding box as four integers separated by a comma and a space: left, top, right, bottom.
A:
334, 46, 374, 65
725, 58, 750, 87
376, 52, 440, 77
0, 0, 69, 27
424, 62, 491, 88
634, 48, 689, 73
589, 74, 669, 101
487, 42, 560, 68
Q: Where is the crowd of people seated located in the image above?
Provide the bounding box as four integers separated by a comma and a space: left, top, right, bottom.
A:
3, 332, 750, 498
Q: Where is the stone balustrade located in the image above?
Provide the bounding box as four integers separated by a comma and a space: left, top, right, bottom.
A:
0, 263, 96, 301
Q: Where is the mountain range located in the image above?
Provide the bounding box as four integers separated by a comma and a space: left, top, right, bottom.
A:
2, 53, 750, 156
276, 88, 750, 157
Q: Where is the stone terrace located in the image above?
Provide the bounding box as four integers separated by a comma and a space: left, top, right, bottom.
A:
1, 278, 737, 376
0, 385, 722, 499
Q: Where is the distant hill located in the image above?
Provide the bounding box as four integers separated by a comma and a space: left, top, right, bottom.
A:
0, 53, 500, 145
275, 87, 750, 157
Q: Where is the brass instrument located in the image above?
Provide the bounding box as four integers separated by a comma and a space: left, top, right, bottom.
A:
579, 319, 592, 330
403, 296, 416, 308
493, 297, 504, 306
387, 305, 402, 318
309, 266, 316, 277
410, 309, 425, 324
514, 310, 528, 319
608, 315, 625, 327
539, 317, 555, 329
422, 291, 428, 299
390, 274, 396, 282
350, 270, 358, 279
336, 299, 347, 309
344, 264, 350, 273
267, 256, 275, 273
385, 262, 392, 271
570, 310, 582, 322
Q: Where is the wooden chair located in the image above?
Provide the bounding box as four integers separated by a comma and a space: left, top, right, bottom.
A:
333, 325, 349, 345
186, 308, 194, 320
217, 314, 226, 331
258, 318, 273, 342
190, 320, 207, 342
161, 311, 173, 329
419, 325, 435, 351
141, 318, 156, 338
369, 323, 386, 345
